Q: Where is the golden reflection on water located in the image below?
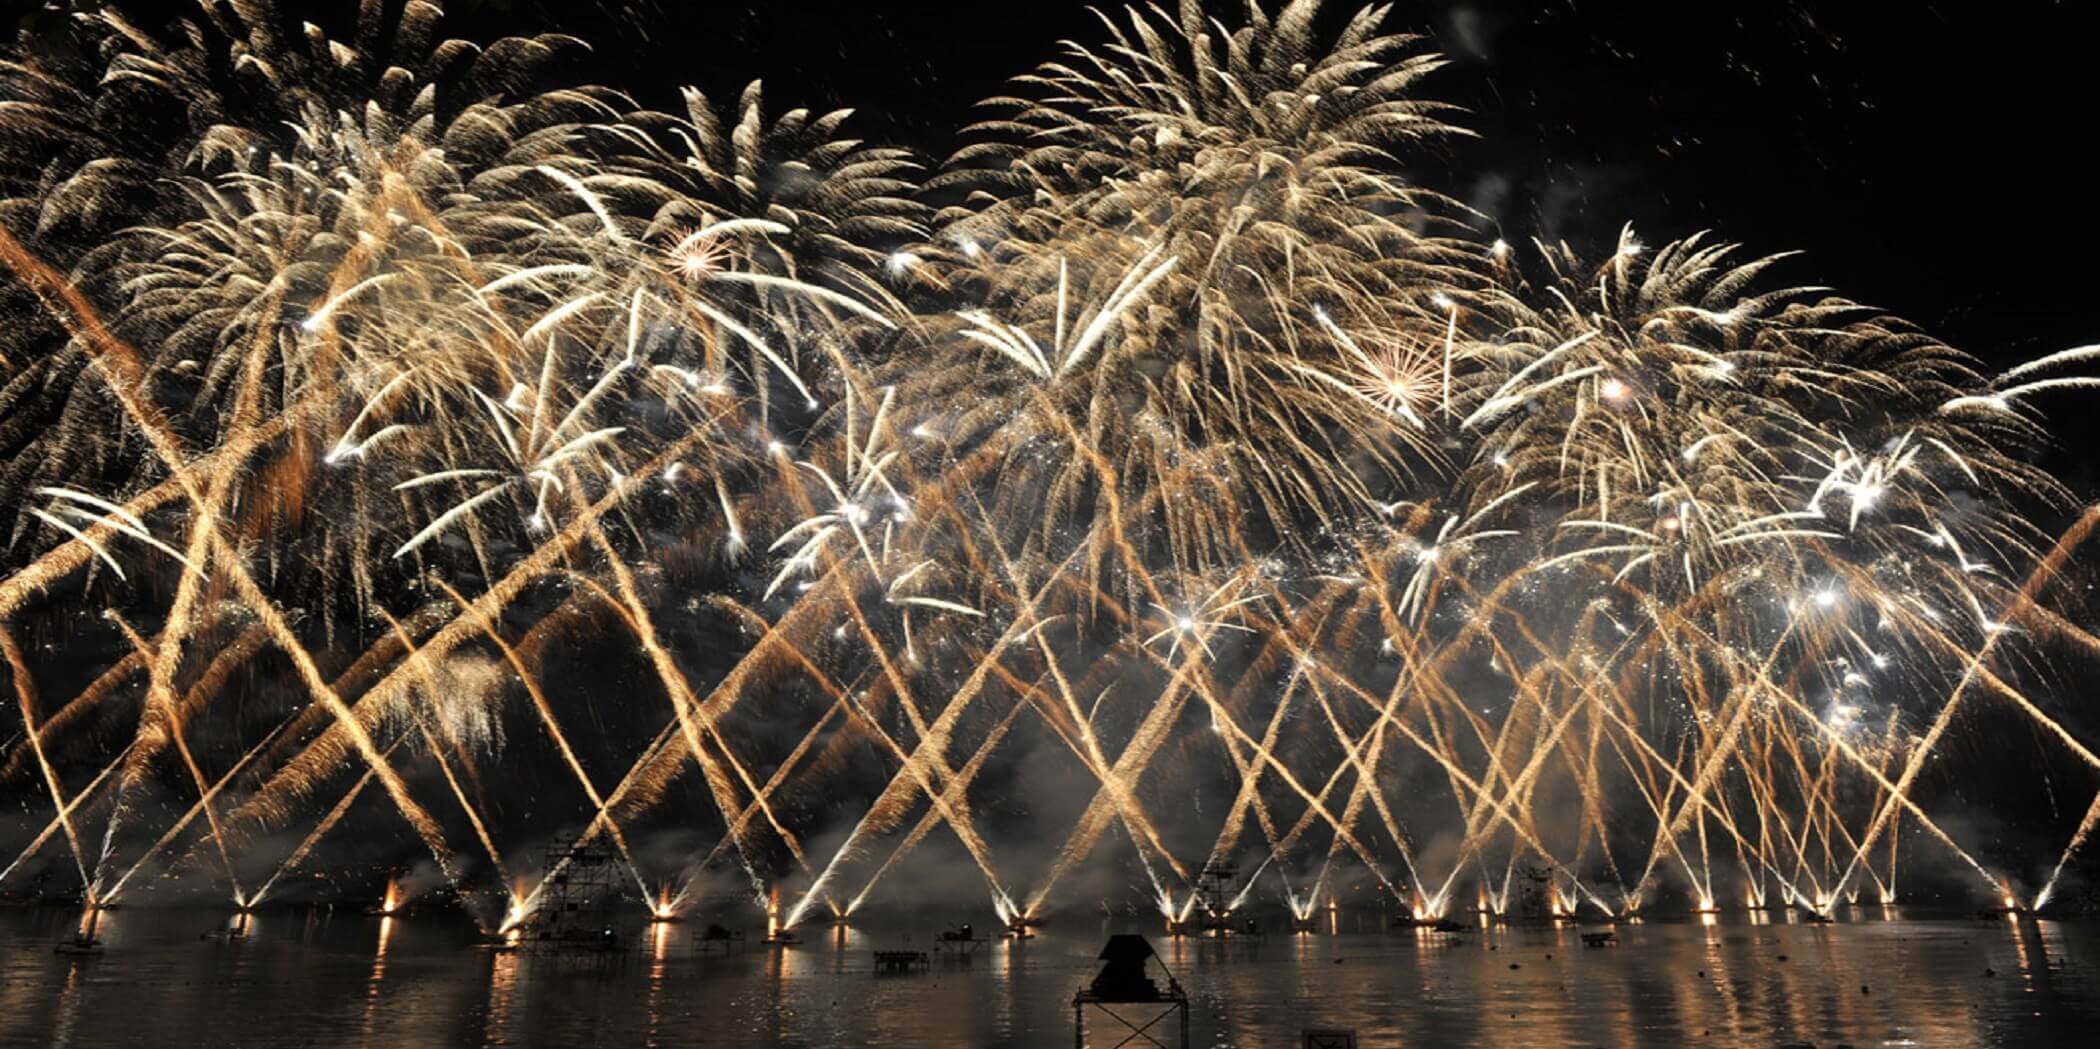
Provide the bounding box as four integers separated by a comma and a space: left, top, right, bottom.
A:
2, 909, 2093, 1047
482, 947, 522, 1045
643, 920, 672, 1046
356, 916, 393, 1044
51, 930, 87, 1048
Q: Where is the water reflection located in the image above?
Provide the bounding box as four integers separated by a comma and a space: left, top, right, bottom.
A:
357, 916, 393, 1043
483, 946, 523, 1045
2, 908, 2096, 1047
643, 920, 672, 1046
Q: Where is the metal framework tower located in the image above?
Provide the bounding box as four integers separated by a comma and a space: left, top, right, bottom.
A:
516, 834, 618, 955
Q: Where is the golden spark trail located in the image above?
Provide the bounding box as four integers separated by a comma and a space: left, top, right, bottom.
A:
0, 649, 144, 780
249, 739, 409, 910
788, 545, 1102, 927
429, 580, 650, 898
0, 224, 460, 878
845, 692, 1033, 914
220, 428, 734, 846
102, 613, 246, 902
0, 627, 89, 886
378, 610, 515, 899
0, 744, 129, 887
103, 715, 297, 899
575, 540, 808, 875
110, 611, 455, 894
6, 3, 2100, 929
1839, 508, 2100, 894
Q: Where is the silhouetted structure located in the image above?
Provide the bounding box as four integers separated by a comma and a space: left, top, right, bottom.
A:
1513, 864, 1554, 921
1194, 863, 1235, 914
873, 949, 929, 973
1169, 862, 1240, 936
1073, 935, 1188, 1048
54, 909, 103, 955
510, 836, 620, 956
695, 923, 743, 954
935, 922, 987, 960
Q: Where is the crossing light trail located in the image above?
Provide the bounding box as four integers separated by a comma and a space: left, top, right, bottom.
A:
1, 0, 2098, 933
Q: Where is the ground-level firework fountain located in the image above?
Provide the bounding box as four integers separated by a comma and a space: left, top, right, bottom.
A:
4, 0, 2100, 966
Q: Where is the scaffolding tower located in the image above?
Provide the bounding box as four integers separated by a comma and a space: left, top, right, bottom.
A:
1193, 862, 1237, 916
1513, 864, 1554, 922
513, 835, 619, 955
1170, 862, 1240, 935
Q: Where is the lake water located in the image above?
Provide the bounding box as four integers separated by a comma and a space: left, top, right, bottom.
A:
2, 906, 2095, 1047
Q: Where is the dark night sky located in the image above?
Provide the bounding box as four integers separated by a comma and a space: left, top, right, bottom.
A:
39, 0, 2099, 463
68, 0, 2098, 369
417, 0, 2100, 374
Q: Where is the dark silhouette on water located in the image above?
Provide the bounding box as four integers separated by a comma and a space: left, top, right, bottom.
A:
1074, 935, 1189, 1048
872, 949, 929, 974
497, 838, 623, 957
54, 907, 103, 955
934, 922, 988, 961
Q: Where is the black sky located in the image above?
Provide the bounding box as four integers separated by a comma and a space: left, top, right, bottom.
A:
416, 0, 2100, 373
37, 0, 2095, 447
62, 0, 2094, 367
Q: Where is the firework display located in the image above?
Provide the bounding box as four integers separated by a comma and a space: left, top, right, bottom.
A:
3, 0, 2098, 939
